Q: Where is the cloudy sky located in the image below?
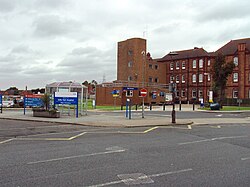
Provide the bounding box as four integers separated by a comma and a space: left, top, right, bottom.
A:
0, 0, 249, 90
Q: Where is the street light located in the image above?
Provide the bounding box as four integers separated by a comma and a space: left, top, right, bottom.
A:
141, 50, 146, 118
204, 72, 213, 103
168, 51, 178, 123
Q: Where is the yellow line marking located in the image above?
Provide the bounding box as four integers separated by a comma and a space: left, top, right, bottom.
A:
0, 139, 13, 144
143, 126, 159, 133
68, 132, 87, 140
187, 125, 192, 130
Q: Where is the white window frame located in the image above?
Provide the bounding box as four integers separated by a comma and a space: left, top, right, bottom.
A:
208, 60, 211, 66
155, 77, 159, 83
149, 77, 153, 82
233, 73, 238, 82
128, 61, 133, 67
176, 62, 180, 70
208, 74, 211, 81
193, 60, 197, 68
181, 90, 186, 97
192, 90, 197, 98
170, 62, 174, 70
170, 75, 174, 83
233, 57, 238, 66
233, 90, 238, 98
182, 75, 185, 83
199, 59, 203, 68
182, 62, 185, 69
176, 75, 179, 83
155, 65, 158, 70
199, 74, 203, 83
126, 90, 133, 97
192, 74, 196, 83
199, 90, 203, 98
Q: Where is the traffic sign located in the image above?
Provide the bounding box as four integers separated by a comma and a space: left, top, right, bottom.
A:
140, 88, 147, 97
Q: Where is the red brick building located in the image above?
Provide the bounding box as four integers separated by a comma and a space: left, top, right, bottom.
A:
96, 37, 250, 106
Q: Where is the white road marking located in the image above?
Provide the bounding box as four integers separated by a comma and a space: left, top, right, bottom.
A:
0, 139, 13, 144
27, 149, 126, 165
241, 157, 250, 161
216, 114, 223, 117
87, 168, 192, 187
179, 135, 248, 145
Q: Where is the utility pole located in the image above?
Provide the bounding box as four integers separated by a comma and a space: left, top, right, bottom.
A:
169, 51, 178, 123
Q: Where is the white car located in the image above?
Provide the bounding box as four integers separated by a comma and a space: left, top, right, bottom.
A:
1, 101, 14, 107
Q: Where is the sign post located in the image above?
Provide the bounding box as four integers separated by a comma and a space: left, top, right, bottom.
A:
24, 94, 43, 115
140, 88, 147, 118
0, 94, 2, 113
54, 92, 78, 118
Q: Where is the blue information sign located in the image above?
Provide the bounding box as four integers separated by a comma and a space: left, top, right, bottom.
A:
25, 97, 43, 107
122, 87, 138, 91
54, 92, 79, 118
54, 97, 78, 105
0, 94, 2, 105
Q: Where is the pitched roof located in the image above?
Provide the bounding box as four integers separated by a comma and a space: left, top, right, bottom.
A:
158, 47, 210, 62
215, 38, 250, 56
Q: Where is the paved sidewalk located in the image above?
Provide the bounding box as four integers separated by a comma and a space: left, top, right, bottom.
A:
1, 106, 249, 127
0, 109, 192, 127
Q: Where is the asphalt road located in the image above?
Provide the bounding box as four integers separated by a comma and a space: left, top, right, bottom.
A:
0, 119, 249, 187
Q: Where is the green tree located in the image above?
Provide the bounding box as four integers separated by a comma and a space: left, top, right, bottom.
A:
212, 53, 235, 108
41, 93, 50, 110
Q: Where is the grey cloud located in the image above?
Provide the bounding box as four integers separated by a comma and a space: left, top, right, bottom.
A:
70, 47, 98, 56
195, 1, 250, 22
33, 15, 80, 38
35, 0, 70, 9
0, 0, 15, 12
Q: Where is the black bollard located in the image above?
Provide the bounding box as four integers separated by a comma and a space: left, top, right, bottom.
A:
163, 104, 165, 111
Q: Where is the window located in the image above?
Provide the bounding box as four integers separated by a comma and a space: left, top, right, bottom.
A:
176, 75, 179, 83
128, 61, 133, 67
128, 76, 132, 81
149, 64, 153, 69
233, 73, 238, 82
126, 90, 133, 97
199, 74, 203, 82
170, 62, 174, 70
199, 59, 203, 68
170, 75, 174, 83
155, 65, 158, 70
149, 77, 153, 82
155, 78, 159, 83
181, 90, 186, 97
193, 60, 197, 68
233, 57, 238, 66
208, 74, 211, 81
249, 90, 250, 99
192, 90, 197, 98
233, 90, 238, 98
176, 62, 180, 69
182, 62, 185, 69
182, 75, 185, 83
128, 50, 133, 56
208, 60, 211, 66
176, 90, 180, 97
199, 90, 203, 98
192, 74, 196, 83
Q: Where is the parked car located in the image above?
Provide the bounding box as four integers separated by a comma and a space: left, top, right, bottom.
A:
1, 101, 14, 108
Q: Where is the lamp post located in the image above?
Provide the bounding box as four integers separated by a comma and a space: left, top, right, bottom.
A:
169, 51, 178, 123
204, 72, 213, 103
141, 51, 146, 118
